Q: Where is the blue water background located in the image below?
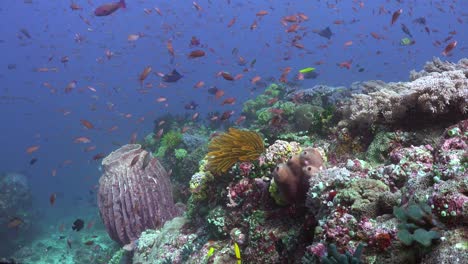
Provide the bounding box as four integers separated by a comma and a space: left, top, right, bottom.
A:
0, 0, 466, 219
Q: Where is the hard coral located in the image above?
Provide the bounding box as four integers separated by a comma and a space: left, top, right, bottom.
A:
339, 57, 468, 132
206, 128, 265, 174
272, 147, 324, 204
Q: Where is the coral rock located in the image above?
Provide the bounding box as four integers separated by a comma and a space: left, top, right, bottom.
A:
98, 144, 178, 245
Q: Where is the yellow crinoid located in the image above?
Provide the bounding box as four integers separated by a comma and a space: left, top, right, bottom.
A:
206, 128, 265, 174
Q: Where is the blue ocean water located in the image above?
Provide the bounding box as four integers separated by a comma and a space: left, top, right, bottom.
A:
0, 0, 466, 262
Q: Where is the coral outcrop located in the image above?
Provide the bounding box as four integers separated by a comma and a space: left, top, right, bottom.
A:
339, 58, 467, 131
97, 144, 179, 245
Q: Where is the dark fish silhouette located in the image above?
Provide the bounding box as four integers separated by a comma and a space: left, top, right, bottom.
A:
72, 219, 84, 231
29, 158, 38, 165
207, 86, 219, 95
413, 17, 426, 25
162, 69, 183, 83
401, 24, 413, 37
141, 152, 151, 170
316, 27, 333, 39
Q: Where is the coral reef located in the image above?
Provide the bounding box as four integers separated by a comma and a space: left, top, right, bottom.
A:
206, 128, 265, 174
128, 59, 466, 264
97, 144, 179, 245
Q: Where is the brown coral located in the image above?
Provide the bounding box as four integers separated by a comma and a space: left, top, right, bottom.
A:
273, 147, 324, 204
206, 128, 265, 174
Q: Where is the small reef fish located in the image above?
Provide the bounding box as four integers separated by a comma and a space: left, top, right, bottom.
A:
139, 66, 152, 85
50, 193, 56, 205
188, 50, 205, 58
442, 41, 457, 56
29, 158, 38, 165
391, 9, 403, 25
80, 119, 94, 129
26, 145, 40, 154
74, 136, 91, 144
72, 219, 84, 231
8, 217, 24, 229
130, 155, 139, 166
94, 0, 126, 16
162, 69, 183, 83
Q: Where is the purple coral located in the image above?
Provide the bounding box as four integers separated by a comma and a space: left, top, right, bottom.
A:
97, 144, 179, 245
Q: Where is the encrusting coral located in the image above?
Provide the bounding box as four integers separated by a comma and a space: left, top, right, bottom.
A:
206, 128, 265, 174
272, 147, 324, 204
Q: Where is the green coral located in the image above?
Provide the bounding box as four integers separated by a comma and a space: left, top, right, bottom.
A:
188, 158, 215, 202
108, 248, 125, 264
242, 83, 285, 118
256, 108, 273, 125
393, 203, 442, 247
265, 83, 283, 97
174, 148, 188, 160
335, 178, 389, 218
206, 206, 227, 239
321, 243, 365, 264
269, 180, 288, 206
276, 101, 297, 116
155, 130, 182, 157
292, 104, 335, 136
246, 210, 266, 243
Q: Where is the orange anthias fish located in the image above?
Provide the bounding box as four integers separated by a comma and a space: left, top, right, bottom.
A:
139, 66, 152, 85
221, 97, 236, 105
50, 193, 56, 205
251, 76, 261, 84
256, 10, 268, 16
442, 41, 457, 56
167, 40, 175, 57
188, 50, 205, 58
338, 60, 353, 69
220, 72, 234, 81
391, 9, 403, 25
74, 136, 91, 144
80, 119, 94, 129
94, 0, 126, 16
26, 145, 40, 154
